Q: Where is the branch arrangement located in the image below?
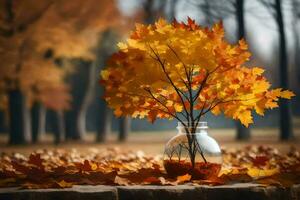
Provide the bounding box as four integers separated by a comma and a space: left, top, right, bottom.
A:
100, 18, 294, 167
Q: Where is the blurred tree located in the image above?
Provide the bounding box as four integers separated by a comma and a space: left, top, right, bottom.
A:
62, 0, 125, 140
0, 0, 128, 143
39, 82, 70, 143
167, 0, 178, 21
259, 0, 294, 140
234, 0, 250, 140
191, 0, 233, 24
0, 0, 58, 144
63, 59, 88, 140
119, 117, 131, 142
144, 0, 166, 24
93, 30, 118, 142
202, 0, 213, 26
292, 0, 300, 85
29, 57, 71, 143
274, 0, 293, 140
31, 98, 46, 143
0, 94, 8, 132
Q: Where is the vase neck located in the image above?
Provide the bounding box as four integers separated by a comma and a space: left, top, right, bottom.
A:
177, 121, 209, 135
178, 130, 208, 135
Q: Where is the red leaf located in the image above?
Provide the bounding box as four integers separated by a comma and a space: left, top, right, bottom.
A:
28, 153, 43, 168
252, 156, 269, 167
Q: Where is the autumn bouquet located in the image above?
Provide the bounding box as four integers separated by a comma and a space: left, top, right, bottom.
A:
100, 18, 294, 178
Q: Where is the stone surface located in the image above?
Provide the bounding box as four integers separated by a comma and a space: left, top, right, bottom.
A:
195, 184, 294, 200
118, 185, 199, 200
0, 184, 299, 200
0, 185, 117, 200
117, 184, 299, 200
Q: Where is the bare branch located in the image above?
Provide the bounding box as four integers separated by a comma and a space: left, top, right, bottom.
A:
193, 71, 209, 102
166, 44, 191, 83
144, 88, 188, 127
259, 0, 277, 19
148, 45, 190, 121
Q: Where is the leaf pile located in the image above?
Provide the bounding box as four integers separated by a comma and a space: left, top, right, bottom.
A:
0, 146, 299, 189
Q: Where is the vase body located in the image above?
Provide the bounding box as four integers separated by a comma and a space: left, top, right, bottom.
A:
163, 122, 222, 179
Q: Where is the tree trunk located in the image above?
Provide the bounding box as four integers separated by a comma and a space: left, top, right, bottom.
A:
95, 29, 123, 142
144, 0, 166, 23
31, 102, 46, 143
64, 106, 80, 140
236, 121, 250, 140
168, 0, 178, 21
235, 0, 250, 140
0, 111, 7, 133
53, 111, 65, 144
96, 105, 112, 142
144, 0, 155, 24
8, 89, 31, 144
203, 0, 212, 26
292, 0, 300, 85
275, 0, 293, 140
64, 60, 88, 140
119, 117, 130, 142
295, 25, 300, 85
77, 61, 98, 139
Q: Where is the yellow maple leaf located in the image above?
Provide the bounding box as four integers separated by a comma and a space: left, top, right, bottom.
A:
280, 90, 295, 99
211, 106, 221, 115
101, 70, 110, 80
56, 180, 73, 188
174, 103, 183, 112
247, 168, 279, 178
176, 174, 191, 183
252, 67, 265, 75
117, 42, 128, 50
238, 110, 253, 127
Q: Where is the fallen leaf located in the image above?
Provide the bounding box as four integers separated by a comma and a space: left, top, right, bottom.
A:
55, 180, 73, 188
114, 176, 129, 186
176, 174, 191, 184
28, 153, 44, 168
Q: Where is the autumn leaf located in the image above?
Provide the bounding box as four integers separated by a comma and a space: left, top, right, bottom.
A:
176, 174, 191, 184
238, 110, 253, 127
252, 67, 264, 75
114, 176, 130, 186
1, 146, 299, 188
280, 90, 295, 99
219, 168, 253, 183
55, 180, 73, 188
143, 176, 162, 185
76, 160, 98, 172
247, 168, 279, 178
28, 153, 44, 169
11, 161, 30, 174
251, 156, 269, 167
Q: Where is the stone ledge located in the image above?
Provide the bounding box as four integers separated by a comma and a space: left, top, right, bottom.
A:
0, 184, 299, 200
0, 185, 117, 200
117, 184, 300, 200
